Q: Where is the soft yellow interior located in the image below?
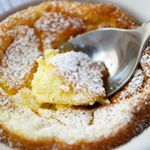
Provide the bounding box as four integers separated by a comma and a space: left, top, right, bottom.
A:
31, 50, 91, 106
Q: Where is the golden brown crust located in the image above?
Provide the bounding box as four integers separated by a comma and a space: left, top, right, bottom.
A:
0, 1, 149, 150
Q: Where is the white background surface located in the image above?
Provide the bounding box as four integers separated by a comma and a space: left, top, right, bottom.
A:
0, 0, 150, 150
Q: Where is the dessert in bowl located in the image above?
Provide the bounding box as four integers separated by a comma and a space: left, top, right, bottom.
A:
0, 1, 149, 150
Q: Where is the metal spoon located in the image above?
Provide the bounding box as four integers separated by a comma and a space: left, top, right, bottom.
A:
60, 21, 150, 97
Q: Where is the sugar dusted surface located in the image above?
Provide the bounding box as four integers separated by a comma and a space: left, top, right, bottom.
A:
1, 80, 149, 145
0, 88, 11, 109
119, 69, 144, 100
35, 12, 84, 49
141, 47, 150, 77
0, 26, 40, 90
49, 51, 106, 98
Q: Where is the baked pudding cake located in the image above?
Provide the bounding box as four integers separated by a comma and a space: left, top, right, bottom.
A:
0, 1, 149, 150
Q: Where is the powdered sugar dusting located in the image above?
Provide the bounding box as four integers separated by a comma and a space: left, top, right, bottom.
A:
0, 26, 40, 90
49, 51, 106, 97
38, 106, 92, 128
119, 69, 144, 100
141, 47, 150, 77
0, 88, 12, 109
34, 12, 84, 49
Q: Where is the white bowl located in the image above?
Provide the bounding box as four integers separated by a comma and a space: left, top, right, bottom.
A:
0, 0, 149, 149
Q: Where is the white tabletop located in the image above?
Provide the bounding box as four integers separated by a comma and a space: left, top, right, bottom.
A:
0, 0, 149, 150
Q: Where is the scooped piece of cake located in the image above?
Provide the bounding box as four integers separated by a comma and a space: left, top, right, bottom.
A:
31, 50, 108, 106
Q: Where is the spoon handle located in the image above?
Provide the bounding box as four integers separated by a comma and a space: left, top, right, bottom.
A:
137, 20, 150, 43
134, 21, 150, 65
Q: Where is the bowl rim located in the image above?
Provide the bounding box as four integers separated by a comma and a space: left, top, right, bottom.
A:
0, 0, 43, 21
0, 1, 148, 150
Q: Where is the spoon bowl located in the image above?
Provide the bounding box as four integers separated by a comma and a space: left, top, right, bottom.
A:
60, 22, 150, 97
